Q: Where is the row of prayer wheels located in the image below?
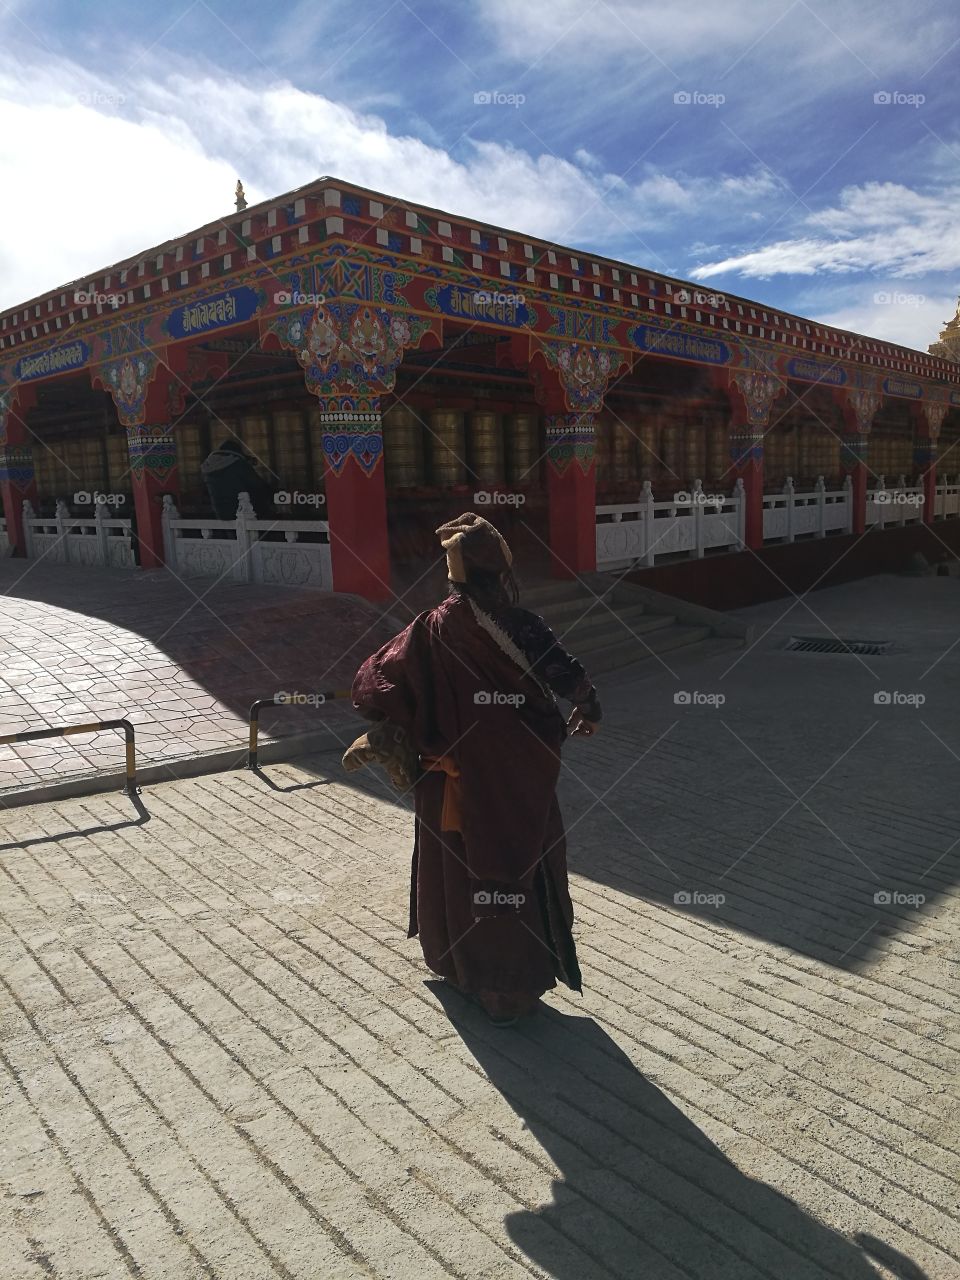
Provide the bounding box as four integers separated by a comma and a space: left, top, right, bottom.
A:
764, 425, 841, 480
381, 407, 540, 488
209, 409, 324, 493
870, 433, 916, 480
594, 418, 730, 487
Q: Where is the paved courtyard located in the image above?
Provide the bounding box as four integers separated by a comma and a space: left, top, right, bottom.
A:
2, 572, 959, 1278
0, 559, 399, 797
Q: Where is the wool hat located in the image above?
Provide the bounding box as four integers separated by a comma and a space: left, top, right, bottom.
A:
435, 512, 512, 583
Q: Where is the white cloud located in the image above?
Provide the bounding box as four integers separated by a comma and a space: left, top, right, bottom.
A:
817, 291, 957, 351
696, 181, 960, 280
476, 0, 951, 75
0, 52, 786, 310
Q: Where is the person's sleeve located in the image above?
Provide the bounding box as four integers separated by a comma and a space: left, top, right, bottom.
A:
510, 609, 602, 721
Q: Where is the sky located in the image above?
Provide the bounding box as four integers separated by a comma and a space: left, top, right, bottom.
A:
1, 0, 958, 352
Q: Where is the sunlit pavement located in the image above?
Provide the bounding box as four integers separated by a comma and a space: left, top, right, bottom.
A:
0, 560, 395, 796
2, 572, 959, 1278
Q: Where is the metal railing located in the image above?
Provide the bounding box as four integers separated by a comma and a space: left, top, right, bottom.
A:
248, 692, 350, 769
0, 718, 138, 795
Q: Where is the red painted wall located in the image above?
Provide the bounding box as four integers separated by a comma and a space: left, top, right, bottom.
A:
626, 522, 960, 612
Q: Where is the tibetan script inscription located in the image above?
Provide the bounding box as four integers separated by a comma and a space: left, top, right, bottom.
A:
166, 286, 262, 339
15, 340, 90, 381
629, 324, 730, 365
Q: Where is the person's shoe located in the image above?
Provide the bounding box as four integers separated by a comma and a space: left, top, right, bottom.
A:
479, 992, 541, 1026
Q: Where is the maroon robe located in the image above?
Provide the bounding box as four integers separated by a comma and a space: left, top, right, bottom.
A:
351, 591, 582, 997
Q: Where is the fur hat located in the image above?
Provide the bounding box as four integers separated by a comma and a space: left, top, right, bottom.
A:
435, 512, 512, 583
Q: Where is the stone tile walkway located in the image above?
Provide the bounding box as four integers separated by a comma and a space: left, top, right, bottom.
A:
2, 574, 959, 1276
0, 560, 400, 796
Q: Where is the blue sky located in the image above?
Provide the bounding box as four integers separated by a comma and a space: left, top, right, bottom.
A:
1, 0, 958, 351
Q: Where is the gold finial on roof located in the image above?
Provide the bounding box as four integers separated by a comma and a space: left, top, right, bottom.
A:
235, 180, 247, 212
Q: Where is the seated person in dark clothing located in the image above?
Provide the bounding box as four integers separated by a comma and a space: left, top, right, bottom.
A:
200, 439, 276, 520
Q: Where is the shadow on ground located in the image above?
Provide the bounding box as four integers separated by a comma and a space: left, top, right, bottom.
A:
432, 985, 927, 1280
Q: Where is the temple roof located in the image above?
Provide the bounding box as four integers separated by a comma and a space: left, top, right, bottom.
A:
1, 175, 957, 388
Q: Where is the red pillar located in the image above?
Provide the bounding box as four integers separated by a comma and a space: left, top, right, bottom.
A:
544, 413, 597, 576
726, 365, 783, 553
838, 388, 881, 536
125, 425, 180, 569
729, 420, 764, 550
914, 403, 945, 527
841, 437, 869, 535
316, 403, 391, 600
0, 387, 38, 557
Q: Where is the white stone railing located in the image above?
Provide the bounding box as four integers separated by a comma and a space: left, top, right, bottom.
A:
596, 479, 744, 569
22, 499, 135, 568
866, 475, 924, 527
162, 493, 332, 590
762, 476, 852, 543
934, 478, 960, 520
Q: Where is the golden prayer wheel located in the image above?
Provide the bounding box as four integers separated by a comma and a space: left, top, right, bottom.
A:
823, 432, 840, 482
382, 405, 426, 488
707, 423, 728, 484
505, 412, 539, 485
659, 418, 682, 488
764, 428, 782, 482
428, 409, 466, 487
612, 418, 639, 485
271, 409, 310, 489
781, 426, 798, 479
798, 423, 817, 478
594, 418, 614, 488
683, 423, 706, 486
106, 433, 130, 492
468, 410, 505, 485
240, 413, 270, 464
637, 423, 659, 483
209, 414, 239, 451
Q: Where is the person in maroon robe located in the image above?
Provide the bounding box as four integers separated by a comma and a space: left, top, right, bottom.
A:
344, 512, 601, 1026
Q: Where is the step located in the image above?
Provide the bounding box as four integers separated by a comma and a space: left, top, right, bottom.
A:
584, 624, 714, 675
519, 580, 595, 609
553, 605, 673, 650
533, 590, 620, 627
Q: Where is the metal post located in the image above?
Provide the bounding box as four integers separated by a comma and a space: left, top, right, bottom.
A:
0, 717, 138, 797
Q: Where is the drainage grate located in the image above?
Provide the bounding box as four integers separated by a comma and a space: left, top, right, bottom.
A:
784, 636, 892, 656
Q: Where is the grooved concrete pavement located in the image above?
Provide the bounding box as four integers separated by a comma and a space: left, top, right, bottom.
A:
2, 574, 960, 1278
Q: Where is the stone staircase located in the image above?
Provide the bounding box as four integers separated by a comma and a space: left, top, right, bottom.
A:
519, 576, 747, 675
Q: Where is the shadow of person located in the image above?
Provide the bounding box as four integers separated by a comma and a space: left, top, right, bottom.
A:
429, 984, 913, 1280
855, 1234, 933, 1280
